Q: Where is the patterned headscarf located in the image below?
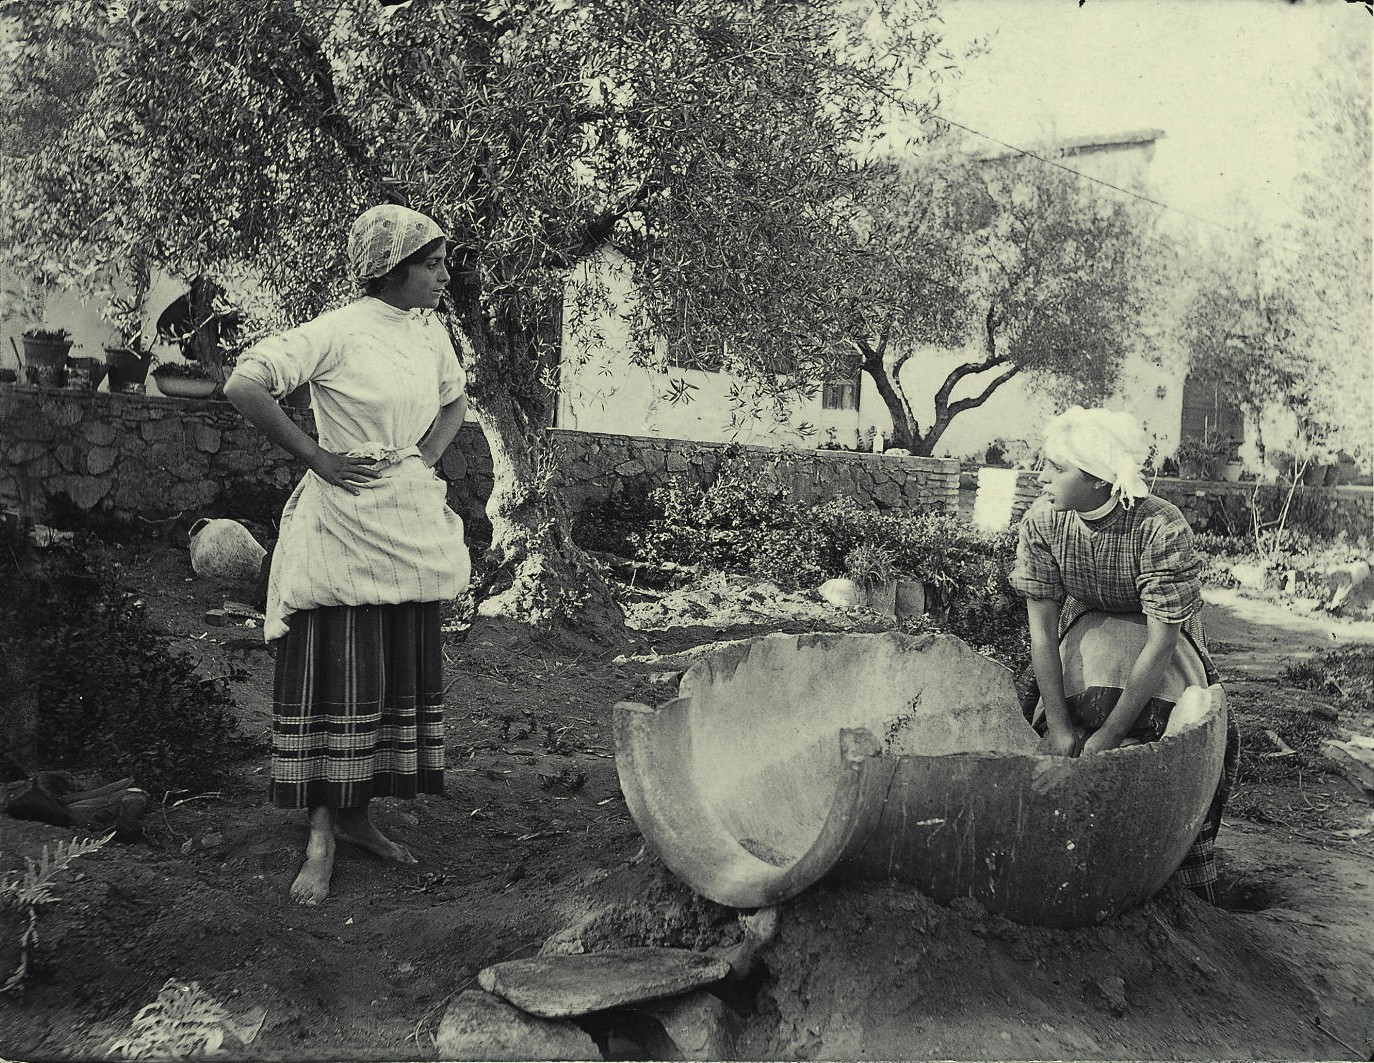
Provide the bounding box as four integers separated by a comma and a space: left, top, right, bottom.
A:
1043, 406, 1151, 508
347, 205, 445, 281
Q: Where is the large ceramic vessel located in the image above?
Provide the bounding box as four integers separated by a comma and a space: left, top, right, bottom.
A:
614, 631, 1226, 928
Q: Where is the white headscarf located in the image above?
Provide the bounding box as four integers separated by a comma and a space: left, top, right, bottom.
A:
1043, 406, 1151, 508
347, 204, 445, 281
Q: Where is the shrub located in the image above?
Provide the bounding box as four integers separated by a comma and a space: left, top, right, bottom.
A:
632, 451, 820, 582
1280, 646, 1373, 716
572, 480, 664, 557
0, 532, 258, 796
628, 454, 1027, 664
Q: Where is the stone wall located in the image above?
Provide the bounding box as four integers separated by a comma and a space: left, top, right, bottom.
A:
972, 466, 1373, 542
0, 385, 960, 536
536, 429, 961, 522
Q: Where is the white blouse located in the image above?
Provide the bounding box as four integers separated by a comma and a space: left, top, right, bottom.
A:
232, 298, 471, 640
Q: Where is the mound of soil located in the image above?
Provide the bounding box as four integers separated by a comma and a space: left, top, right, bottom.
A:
1, 542, 1371, 1061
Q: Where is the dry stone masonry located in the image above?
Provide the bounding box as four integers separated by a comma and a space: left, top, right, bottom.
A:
0, 384, 960, 531
2, 383, 1366, 542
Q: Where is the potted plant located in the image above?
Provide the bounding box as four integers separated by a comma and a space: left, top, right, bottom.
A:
1174, 436, 1232, 481
65, 355, 108, 392
104, 335, 154, 393
151, 358, 218, 399
845, 542, 898, 615
19, 326, 73, 387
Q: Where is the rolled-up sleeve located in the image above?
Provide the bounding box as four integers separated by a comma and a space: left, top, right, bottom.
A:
1137, 518, 1203, 624
229, 316, 334, 400
1010, 505, 1064, 602
432, 320, 468, 406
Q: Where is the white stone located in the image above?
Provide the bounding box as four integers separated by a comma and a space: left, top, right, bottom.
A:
435, 990, 600, 1061
188, 518, 265, 583
1325, 561, 1372, 613
478, 948, 730, 1018
638, 990, 739, 1059
1230, 562, 1269, 591
818, 577, 864, 609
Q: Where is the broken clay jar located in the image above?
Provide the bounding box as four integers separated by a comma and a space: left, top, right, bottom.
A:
188, 518, 267, 584
614, 631, 1227, 928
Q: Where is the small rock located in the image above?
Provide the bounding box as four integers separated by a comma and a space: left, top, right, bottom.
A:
818, 577, 864, 610
635, 990, 739, 1059
1321, 736, 1374, 796
434, 989, 600, 1061
200, 832, 223, 850
539, 924, 587, 957
478, 947, 730, 1018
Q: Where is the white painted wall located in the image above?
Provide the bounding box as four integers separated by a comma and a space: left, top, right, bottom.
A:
557, 137, 1181, 461
558, 250, 865, 449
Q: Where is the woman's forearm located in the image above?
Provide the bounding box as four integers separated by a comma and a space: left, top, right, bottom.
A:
223, 375, 325, 468
419, 394, 466, 467
1027, 599, 1071, 732
1098, 619, 1180, 743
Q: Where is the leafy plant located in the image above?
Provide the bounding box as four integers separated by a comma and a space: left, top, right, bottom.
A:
0, 531, 258, 795
0, 832, 110, 995
629, 455, 1027, 662
20, 326, 71, 343
845, 543, 895, 591
1174, 436, 1237, 478
151, 359, 215, 380
108, 978, 264, 1060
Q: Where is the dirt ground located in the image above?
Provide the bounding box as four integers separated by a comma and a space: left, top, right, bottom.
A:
1, 541, 1372, 1062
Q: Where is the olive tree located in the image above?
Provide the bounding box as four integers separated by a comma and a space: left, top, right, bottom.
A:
844, 148, 1164, 456
0, 0, 948, 641
1182, 30, 1371, 472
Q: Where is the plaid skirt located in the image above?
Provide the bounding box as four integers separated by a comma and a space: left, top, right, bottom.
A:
269, 602, 447, 809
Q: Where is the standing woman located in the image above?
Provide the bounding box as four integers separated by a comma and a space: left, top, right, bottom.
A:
1010, 406, 1241, 903
224, 205, 471, 905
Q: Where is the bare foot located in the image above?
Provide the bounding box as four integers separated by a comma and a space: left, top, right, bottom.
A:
335, 809, 418, 865
290, 820, 335, 905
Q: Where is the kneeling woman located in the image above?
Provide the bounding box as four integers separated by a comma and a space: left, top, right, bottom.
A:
1011, 406, 1240, 902
224, 205, 471, 905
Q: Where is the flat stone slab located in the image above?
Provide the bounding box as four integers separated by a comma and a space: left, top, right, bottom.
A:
1322, 736, 1374, 795
435, 989, 600, 1061
478, 947, 730, 1018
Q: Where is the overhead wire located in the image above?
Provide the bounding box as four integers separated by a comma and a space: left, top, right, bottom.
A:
928, 113, 1364, 277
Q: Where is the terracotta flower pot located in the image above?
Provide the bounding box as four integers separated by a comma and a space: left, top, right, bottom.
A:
20, 334, 71, 387
153, 371, 218, 399
104, 346, 152, 392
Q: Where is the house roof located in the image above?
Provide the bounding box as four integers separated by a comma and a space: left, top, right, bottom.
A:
968, 128, 1166, 164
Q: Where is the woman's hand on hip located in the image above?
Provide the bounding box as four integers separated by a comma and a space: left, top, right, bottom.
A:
308, 450, 382, 494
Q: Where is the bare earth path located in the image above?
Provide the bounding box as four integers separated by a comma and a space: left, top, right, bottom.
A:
0, 547, 1371, 1061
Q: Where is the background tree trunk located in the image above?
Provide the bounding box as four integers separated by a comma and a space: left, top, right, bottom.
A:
446, 284, 626, 648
